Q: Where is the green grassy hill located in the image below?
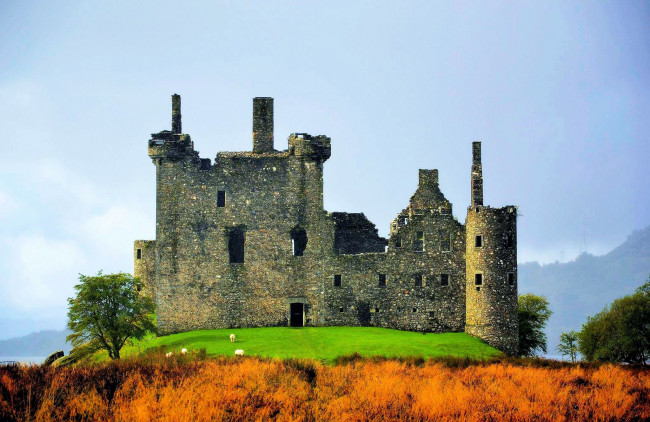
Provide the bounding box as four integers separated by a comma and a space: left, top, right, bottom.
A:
122, 327, 501, 363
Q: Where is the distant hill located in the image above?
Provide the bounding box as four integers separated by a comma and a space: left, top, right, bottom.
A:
519, 226, 650, 355
0, 329, 72, 356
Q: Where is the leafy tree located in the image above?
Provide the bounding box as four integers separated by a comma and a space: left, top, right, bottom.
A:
557, 331, 579, 363
578, 277, 650, 364
67, 272, 156, 359
518, 293, 552, 357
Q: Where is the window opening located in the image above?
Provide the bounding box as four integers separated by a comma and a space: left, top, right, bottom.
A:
475, 235, 483, 248
291, 227, 307, 256
339, 307, 344, 313
136, 249, 142, 259
378, 274, 387, 288
334, 274, 342, 287
394, 237, 402, 248
414, 274, 423, 287
228, 226, 245, 263
413, 308, 417, 313
440, 274, 449, 286
506, 234, 514, 248
440, 230, 450, 251
217, 190, 226, 207
508, 272, 515, 286
414, 231, 424, 252
475, 273, 483, 285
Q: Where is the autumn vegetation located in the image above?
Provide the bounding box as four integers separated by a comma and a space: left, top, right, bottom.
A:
2, 352, 649, 421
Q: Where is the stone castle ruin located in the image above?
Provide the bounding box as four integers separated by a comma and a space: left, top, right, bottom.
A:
134, 95, 519, 354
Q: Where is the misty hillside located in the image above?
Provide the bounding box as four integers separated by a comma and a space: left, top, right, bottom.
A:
0, 329, 72, 356
519, 226, 650, 355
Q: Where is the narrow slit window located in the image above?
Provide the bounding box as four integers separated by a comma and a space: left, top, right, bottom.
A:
217, 190, 226, 207
429, 311, 435, 318
414, 274, 423, 287
228, 226, 245, 263
475, 235, 483, 248
508, 272, 515, 286
136, 249, 142, 259
378, 274, 387, 288
440, 274, 449, 286
414, 231, 424, 252
506, 233, 514, 248
334, 274, 342, 287
475, 273, 483, 286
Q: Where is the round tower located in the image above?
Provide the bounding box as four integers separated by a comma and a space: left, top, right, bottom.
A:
465, 142, 518, 355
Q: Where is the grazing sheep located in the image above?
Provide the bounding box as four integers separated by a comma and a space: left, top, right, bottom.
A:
165, 352, 173, 358
230, 334, 236, 342
234, 349, 244, 356
181, 348, 188, 355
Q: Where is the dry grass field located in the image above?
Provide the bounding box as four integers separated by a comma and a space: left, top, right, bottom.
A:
1, 353, 649, 421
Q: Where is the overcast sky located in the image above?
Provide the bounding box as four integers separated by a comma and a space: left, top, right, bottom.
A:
1, 1, 648, 339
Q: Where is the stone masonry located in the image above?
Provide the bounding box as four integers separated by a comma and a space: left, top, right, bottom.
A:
134, 95, 519, 354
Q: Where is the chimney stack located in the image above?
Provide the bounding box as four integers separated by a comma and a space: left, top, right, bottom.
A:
471, 141, 483, 207
172, 94, 182, 134
252, 97, 274, 153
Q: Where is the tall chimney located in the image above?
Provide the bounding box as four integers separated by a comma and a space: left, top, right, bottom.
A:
172, 94, 182, 134
252, 97, 274, 153
471, 141, 483, 207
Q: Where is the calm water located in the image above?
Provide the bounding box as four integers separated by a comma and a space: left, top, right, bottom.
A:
0, 356, 46, 364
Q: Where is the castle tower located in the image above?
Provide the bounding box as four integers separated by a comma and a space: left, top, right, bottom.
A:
465, 142, 519, 355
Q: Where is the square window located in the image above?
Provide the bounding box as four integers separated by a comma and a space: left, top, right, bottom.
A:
378, 274, 387, 287
334, 274, 342, 287
339, 307, 344, 313
375, 307, 380, 313
508, 272, 515, 286
475, 235, 483, 248
414, 274, 423, 287
412, 308, 417, 313
440, 274, 449, 286
136, 248, 142, 259
217, 190, 226, 207
475, 273, 483, 285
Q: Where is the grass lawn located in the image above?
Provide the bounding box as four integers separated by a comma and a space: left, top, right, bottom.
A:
121, 327, 501, 363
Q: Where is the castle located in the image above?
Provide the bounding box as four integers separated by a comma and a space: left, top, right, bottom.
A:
134, 95, 519, 354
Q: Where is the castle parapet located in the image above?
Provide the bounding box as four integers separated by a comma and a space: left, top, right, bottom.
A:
148, 94, 196, 162
288, 133, 331, 162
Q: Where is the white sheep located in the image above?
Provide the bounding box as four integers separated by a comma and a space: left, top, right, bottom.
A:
181, 348, 188, 355
165, 352, 173, 358
234, 349, 244, 356
230, 333, 236, 342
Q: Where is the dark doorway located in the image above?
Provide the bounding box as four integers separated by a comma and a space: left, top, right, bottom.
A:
290, 303, 304, 327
